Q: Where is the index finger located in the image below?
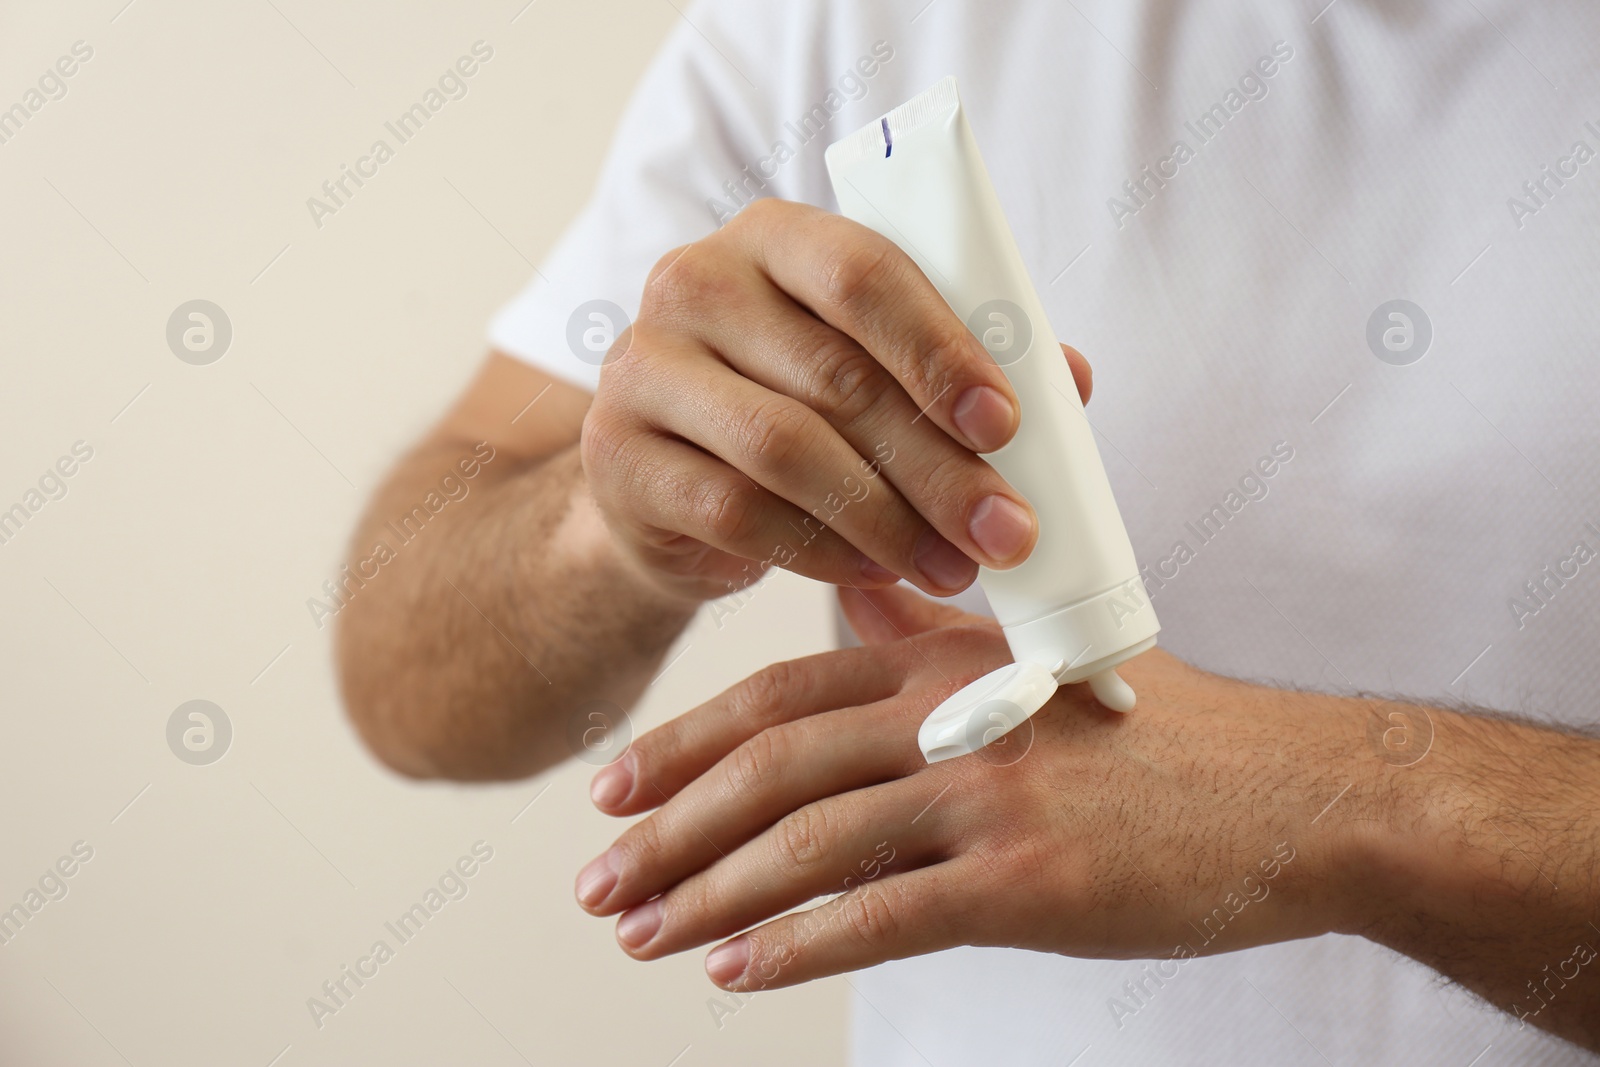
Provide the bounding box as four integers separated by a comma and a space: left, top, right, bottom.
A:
740, 201, 1020, 454
588, 645, 910, 817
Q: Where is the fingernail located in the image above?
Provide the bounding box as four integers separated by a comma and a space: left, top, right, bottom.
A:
859, 555, 898, 584
951, 385, 1016, 453
575, 848, 619, 909
967, 495, 1035, 564
617, 899, 663, 948
706, 937, 751, 987
913, 528, 977, 592
590, 753, 635, 810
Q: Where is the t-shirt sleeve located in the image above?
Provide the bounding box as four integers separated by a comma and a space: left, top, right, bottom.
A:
488, 2, 813, 393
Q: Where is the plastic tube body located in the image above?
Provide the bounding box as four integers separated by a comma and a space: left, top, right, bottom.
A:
826, 78, 1158, 698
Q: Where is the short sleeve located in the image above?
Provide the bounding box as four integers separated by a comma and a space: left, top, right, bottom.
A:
488, 2, 815, 393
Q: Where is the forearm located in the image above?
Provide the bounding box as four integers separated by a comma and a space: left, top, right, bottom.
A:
336, 438, 694, 781
1336, 695, 1600, 1048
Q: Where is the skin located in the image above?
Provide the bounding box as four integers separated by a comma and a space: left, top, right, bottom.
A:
337, 199, 1089, 779
576, 585, 1600, 1050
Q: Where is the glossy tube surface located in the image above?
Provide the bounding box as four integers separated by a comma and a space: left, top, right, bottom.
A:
826, 77, 1158, 713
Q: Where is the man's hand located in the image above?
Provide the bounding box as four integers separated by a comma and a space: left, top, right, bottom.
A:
581, 198, 1093, 603
336, 197, 1093, 781
575, 586, 1600, 1049
574, 586, 1361, 980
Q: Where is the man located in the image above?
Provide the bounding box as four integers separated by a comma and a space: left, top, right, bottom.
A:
336, 1, 1600, 1061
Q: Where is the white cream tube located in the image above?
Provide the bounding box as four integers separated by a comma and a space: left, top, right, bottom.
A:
826, 78, 1159, 760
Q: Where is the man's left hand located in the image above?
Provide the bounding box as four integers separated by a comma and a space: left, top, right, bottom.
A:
574, 585, 1374, 990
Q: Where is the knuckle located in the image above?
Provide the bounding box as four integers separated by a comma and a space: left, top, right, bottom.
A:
639, 253, 686, 317
774, 801, 832, 872
732, 661, 793, 725
730, 397, 812, 474
911, 325, 975, 398
819, 241, 897, 318
640, 246, 722, 320
745, 932, 797, 988
804, 339, 892, 425
579, 405, 633, 480
693, 477, 761, 545
666, 876, 716, 939
836, 882, 900, 946
973, 837, 1050, 893
733, 196, 784, 229
589, 322, 657, 400
910, 447, 977, 519
642, 245, 697, 300
849, 497, 918, 563
587, 425, 662, 512
645, 244, 694, 287
621, 814, 665, 868
727, 728, 785, 801
628, 721, 678, 780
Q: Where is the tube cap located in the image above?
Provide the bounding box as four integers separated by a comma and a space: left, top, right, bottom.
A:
918, 660, 1059, 763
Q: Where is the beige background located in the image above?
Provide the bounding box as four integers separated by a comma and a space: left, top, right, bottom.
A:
0, 1, 844, 1064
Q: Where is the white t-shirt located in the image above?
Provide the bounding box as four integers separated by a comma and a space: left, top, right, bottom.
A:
491, 2, 1600, 1062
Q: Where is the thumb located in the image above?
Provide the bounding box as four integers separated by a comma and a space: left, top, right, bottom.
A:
837, 584, 987, 646
1062, 343, 1093, 405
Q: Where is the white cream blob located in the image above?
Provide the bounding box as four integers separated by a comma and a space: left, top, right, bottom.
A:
1086, 668, 1137, 713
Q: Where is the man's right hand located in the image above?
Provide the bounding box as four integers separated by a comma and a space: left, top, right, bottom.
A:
581, 198, 1092, 603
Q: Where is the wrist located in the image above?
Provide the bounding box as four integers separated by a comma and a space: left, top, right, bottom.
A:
1317, 699, 1538, 952
1240, 685, 1412, 943
1350, 708, 1596, 950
